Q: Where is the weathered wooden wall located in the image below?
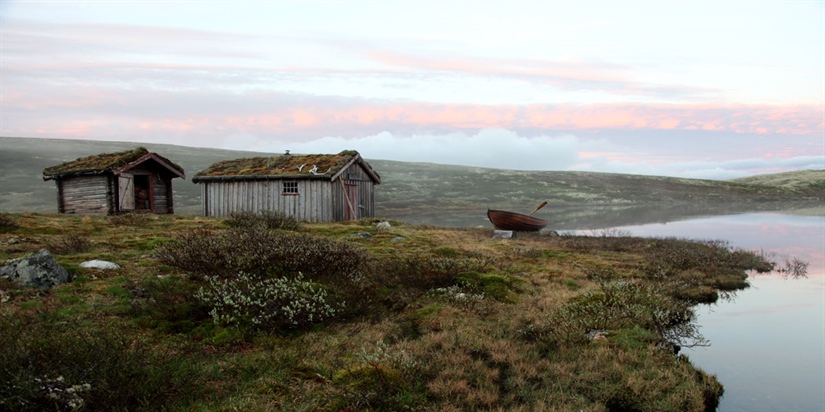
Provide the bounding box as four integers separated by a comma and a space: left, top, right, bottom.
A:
57, 175, 113, 215
331, 163, 376, 221
201, 179, 335, 221
199, 161, 377, 222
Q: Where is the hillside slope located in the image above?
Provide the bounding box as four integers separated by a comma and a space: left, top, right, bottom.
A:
731, 169, 825, 192
2, 136, 822, 227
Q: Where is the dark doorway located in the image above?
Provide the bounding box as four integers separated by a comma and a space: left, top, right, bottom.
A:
134, 175, 151, 211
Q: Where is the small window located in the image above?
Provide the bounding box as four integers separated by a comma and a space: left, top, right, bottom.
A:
283, 181, 298, 194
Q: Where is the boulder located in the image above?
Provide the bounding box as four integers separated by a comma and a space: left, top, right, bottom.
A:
0, 249, 70, 290
79, 260, 120, 269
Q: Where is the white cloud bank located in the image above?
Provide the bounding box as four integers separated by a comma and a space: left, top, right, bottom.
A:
223, 128, 824, 180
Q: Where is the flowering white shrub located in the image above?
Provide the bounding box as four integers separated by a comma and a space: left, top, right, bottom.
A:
195, 271, 343, 330
36, 375, 91, 410
430, 284, 486, 309
357, 340, 419, 372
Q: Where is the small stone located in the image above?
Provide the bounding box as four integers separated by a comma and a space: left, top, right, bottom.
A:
492, 230, 516, 239
375, 221, 391, 229
79, 260, 120, 269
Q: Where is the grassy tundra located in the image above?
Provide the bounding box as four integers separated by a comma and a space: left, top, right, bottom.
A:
0, 212, 777, 411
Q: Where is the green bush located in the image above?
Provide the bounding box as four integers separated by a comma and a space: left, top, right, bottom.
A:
46, 233, 93, 254
155, 226, 369, 284
382, 251, 500, 292
195, 272, 342, 332
130, 276, 212, 334
107, 213, 150, 227
225, 210, 301, 231
0, 311, 202, 411
524, 280, 705, 349
331, 340, 424, 410
0, 213, 20, 232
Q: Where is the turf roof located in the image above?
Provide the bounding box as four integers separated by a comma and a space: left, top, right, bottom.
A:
193, 150, 379, 181
42, 147, 185, 179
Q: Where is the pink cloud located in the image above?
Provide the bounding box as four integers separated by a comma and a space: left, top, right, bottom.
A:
4, 95, 822, 140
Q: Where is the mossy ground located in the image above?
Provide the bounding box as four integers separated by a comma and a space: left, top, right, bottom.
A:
0, 212, 773, 411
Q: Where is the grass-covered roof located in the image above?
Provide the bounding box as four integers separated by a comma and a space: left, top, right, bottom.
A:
43, 147, 185, 180
193, 150, 379, 182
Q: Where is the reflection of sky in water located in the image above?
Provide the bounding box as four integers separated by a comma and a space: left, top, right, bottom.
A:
607, 212, 824, 412
689, 276, 825, 412
612, 212, 825, 276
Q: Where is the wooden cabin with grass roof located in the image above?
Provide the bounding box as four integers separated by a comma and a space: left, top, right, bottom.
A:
192, 150, 381, 221
42, 147, 185, 215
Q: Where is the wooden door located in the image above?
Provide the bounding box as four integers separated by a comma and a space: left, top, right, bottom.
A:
345, 182, 358, 220
118, 174, 135, 211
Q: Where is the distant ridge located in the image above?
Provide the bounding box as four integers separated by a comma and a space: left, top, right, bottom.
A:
730, 169, 825, 191
2, 136, 823, 227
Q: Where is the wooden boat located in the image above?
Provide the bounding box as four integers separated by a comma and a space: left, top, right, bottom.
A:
487, 209, 547, 232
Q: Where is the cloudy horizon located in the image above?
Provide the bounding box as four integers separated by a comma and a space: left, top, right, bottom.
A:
1, 1, 823, 180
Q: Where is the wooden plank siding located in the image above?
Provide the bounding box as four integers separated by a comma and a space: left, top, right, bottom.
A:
200, 179, 336, 221
151, 176, 170, 214
58, 175, 113, 215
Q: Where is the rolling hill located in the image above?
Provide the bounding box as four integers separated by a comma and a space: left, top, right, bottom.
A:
1, 136, 822, 228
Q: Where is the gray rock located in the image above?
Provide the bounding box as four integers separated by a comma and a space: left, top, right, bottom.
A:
389, 236, 405, 243
375, 221, 391, 229
351, 232, 374, 239
492, 230, 516, 239
0, 249, 70, 290
79, 260, 120, 269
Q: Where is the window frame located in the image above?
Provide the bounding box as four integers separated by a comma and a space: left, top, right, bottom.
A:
282, 180, 299, 196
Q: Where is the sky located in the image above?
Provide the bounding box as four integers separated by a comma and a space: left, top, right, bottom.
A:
1, 0, 823, 179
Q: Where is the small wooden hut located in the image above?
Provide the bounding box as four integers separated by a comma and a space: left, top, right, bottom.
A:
192, 150, 381, 221
42, 147, 185, 215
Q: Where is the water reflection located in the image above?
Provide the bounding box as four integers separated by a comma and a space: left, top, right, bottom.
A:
593, 212, 824, 412
593, 212, 824, 277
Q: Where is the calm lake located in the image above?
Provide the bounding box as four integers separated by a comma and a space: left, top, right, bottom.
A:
601, 212, 825, 412
391, 207, 825, 411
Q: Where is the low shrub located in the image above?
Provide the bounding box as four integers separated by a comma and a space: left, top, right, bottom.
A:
225, 210, 301, 231
195, 272, 343, 332
129, 276, 212, 334
0, 311, 203, 411
428, 285, 487, 311
155, 226, 369, 284
45, 233, 93, 254
0, 213, 20, 232
382, 251, 501, 292
560, 233, 645, 253
331, 340, 424, 410
107, 213, 150, 227
523, 280, 705, 349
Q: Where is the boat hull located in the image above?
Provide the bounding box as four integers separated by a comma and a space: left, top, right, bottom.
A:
487, 209, 547, 232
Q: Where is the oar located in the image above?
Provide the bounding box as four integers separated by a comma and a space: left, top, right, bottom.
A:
529, 201, 548, 216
